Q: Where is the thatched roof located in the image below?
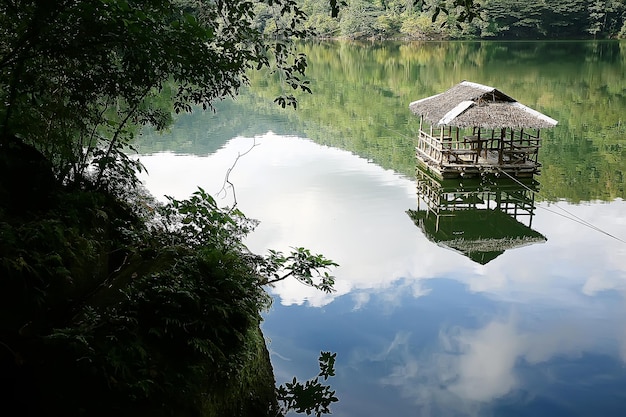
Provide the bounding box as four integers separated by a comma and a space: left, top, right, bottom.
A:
409, 81, 558, 129
406, 207, 547, 265
443, 236, 546, 264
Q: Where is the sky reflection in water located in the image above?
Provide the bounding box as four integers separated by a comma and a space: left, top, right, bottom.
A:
139, 133, 626, 417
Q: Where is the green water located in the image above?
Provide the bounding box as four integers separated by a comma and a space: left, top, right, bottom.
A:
139, 40, 626, 203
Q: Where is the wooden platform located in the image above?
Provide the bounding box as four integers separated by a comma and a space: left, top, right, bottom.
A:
416, 147, 540, 179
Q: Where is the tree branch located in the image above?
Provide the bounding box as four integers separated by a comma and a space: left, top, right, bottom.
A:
216, 137, 259, 209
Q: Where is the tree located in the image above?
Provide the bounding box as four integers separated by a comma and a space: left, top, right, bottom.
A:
588, 0, 626, 38
0, 0, 314, 190
339, 0, 384, 38
0, 2, 341, 415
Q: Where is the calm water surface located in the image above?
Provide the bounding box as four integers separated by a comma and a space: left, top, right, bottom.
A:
138, 41, 626, 416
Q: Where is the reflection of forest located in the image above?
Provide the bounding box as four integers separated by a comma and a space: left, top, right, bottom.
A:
407, 169, 546, 264
138, 41, 626, 203
137, 99, 304, 155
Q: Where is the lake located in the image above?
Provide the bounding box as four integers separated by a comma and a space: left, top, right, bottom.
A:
137, 41, 626, 416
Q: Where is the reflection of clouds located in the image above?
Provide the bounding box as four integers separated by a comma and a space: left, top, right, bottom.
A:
267, 273, 351, 308
140, 132, 626, 415
138, 133, 426, 306
377, 330, 482, 417
411, 280, 432, 298
445, 319, 520, 402
370, 310, 626, 415
139, 133, 626, 310
351, 292, 370, 311
268, 350, 291, 362
445, 201, 626, 308
378, 320, 522, 414
582, 257, 626, 296
141, 132, 442, 306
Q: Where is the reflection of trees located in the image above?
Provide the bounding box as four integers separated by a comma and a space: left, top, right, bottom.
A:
136, 99, 304, 155
407, 169, 545, 264
252, 41, 626, 202
142, 41, 626, 202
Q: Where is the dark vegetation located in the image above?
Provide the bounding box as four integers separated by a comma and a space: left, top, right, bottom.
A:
295, 0, 626, 39
0, 1, 341, 416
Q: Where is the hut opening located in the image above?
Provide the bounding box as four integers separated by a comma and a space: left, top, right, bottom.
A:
409, 81, 558, 179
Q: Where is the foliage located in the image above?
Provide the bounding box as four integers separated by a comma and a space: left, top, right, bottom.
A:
259, 247, 338, 293
475, 0, 593, 39
160, 187, 260, 250
276, 351, 339, 417
0, 2, 347, 415
46, 244, 272, 415
0, 1, 346, 416
0, 184, 139, 329
400, 12, 448, 39
302, 0, 342, 36
260, 0, 626, 40
0, 172, 338, 415
158, 188, 338, 292
338, 0, 384, 38
587, 0, 626, 38
0, 0, 317, 190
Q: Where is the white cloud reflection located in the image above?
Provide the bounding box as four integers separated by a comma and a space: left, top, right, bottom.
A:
372, 308, 626, 416
138, 133, 626, 310
139, 133, 438, 306
445, 318, 520, 402
139, 132, 626, 415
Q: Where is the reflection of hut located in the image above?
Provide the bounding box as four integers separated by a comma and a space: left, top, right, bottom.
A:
407, 169, 546, 264
409, 81, 558, 179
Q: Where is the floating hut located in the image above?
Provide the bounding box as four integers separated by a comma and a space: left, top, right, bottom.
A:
407, 168, 546, 264
409, 81, 558, 179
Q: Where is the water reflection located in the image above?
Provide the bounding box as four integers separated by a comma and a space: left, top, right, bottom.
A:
138, 132, 626, 417
407, 169, 546, 264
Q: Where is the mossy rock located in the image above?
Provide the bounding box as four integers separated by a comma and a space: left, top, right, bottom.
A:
201, 326, 279, 417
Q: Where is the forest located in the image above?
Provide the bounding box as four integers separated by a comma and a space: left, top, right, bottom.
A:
266, 0, 626, 40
